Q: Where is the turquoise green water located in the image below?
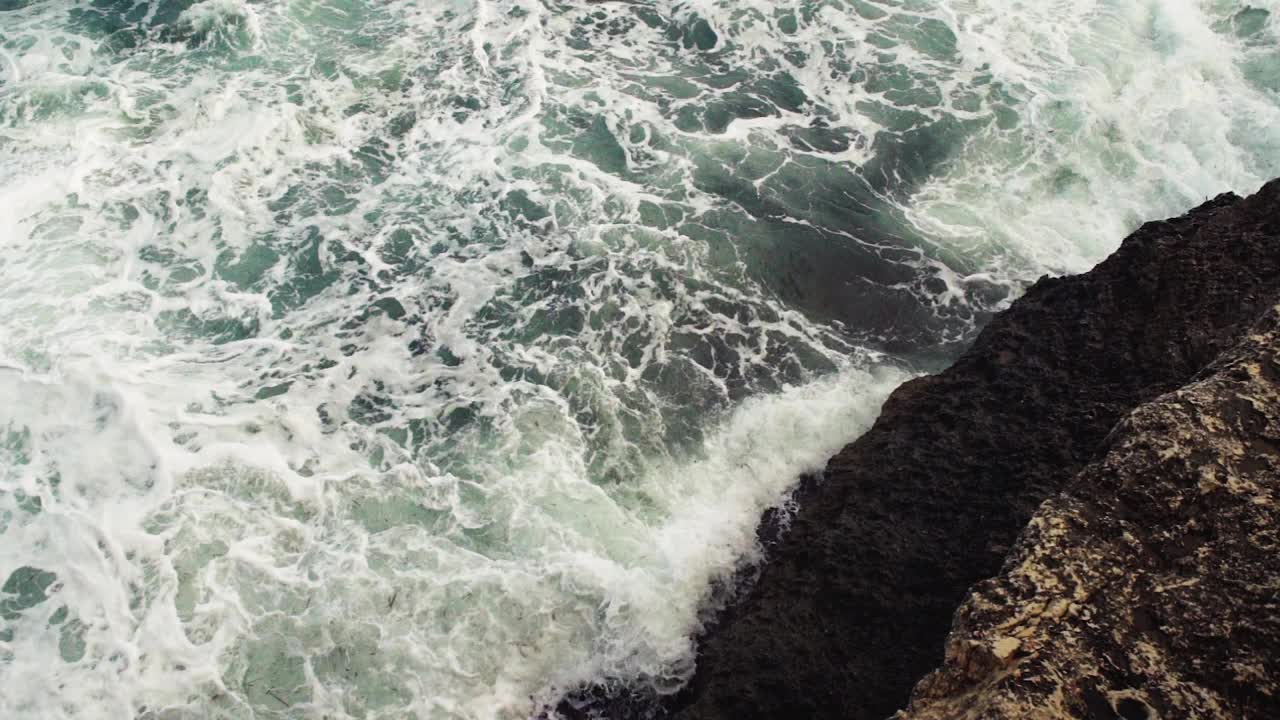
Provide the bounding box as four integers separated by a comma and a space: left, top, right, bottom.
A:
1, 1, 1278, 718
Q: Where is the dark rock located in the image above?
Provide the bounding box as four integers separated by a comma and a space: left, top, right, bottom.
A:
551, 179, 1280, 719
665, 182, 1280, 720
899, 293, 1280, 719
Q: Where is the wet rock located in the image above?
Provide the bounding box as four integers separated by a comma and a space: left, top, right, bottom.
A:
666, 179, 1280, 720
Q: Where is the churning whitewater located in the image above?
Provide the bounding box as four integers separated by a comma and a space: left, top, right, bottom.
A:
1, 0, 1278, 718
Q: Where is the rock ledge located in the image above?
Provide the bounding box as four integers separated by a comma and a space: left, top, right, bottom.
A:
555, 180, 1280, 720
670, 179, 1280, 720
899, 299, 1280, 718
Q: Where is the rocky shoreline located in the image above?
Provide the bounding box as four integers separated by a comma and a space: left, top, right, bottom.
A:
898, 293, 1280, 719
555, 178, 1280, 719
895, 183, 1280, 719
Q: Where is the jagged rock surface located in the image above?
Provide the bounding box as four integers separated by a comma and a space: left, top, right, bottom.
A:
665, 180, 1280, 720
899, 302, 1280, 720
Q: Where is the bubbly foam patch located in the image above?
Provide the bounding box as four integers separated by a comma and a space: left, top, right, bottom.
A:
0, 356, 904, 718
1, 1, 1278, 718
905, 0, 1280, 278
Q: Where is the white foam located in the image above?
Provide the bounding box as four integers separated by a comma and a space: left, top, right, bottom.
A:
903, 0, 1280, 279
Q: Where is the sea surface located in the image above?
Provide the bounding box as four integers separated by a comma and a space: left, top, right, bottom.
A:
1, 1, 1278, 718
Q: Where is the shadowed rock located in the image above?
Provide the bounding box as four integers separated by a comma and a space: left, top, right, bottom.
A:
668, 181, 1280, 720
900, 300, 1280, 719
553, 180, 1280, 720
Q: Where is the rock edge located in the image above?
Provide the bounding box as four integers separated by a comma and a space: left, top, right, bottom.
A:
555, 178, 1280, 720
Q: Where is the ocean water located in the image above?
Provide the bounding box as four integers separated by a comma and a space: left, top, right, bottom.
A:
0, 0, 1277, 717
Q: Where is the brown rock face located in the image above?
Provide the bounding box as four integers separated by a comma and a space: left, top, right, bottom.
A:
662, 180, 1280, 720
899, 302, 1280, 720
